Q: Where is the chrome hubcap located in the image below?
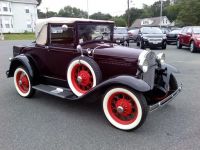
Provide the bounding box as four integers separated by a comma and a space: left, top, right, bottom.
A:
19, 80, 22, 85
77, 76, 82, 83
117, 106, 124, 114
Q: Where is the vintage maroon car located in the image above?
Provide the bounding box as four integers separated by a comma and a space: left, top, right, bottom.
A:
6, 17, 182, 131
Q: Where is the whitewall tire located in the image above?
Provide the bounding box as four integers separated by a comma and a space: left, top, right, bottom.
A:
67, 57, 101, 97
14, 67, 35, 98
103, 87, 148, 131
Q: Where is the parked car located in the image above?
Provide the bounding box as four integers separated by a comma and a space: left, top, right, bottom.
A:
6, 17, 181, 131
137, 27, 167, 49
166, 29, 181, 44
113, 27, 129, 46
128, 28, 139, 42
161, 27, 171, 34
177, 26, 200, 53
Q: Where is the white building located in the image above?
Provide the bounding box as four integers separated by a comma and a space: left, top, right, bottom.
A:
131, 16, 172, 28
0, 0, 38, 33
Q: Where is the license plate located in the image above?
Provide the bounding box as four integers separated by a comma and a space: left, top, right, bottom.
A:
152, 41, 159, 44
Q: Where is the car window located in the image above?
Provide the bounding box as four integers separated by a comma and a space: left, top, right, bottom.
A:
114, 28, 127, 34
78, 24, 112, 43
193, 27, 200, 34
50, 24, 74, 46
141, 27, 162, 34
181, 27, 188, 34
187, 28, 192, 33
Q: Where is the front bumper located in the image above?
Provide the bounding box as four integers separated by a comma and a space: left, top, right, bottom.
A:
149, 85, 182, 112
143, 39, 164, 48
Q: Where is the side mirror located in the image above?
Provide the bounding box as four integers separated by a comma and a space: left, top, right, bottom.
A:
62, 24, 68, 31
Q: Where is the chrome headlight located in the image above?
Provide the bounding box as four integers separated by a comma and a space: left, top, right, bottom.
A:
138, 50, 149, 73
157, 53, 165, 63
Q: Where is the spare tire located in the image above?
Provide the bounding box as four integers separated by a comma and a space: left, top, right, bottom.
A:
67, 56, 102, 97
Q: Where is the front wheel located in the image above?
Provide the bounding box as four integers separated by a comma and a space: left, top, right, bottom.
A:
177, 39, 182, 49
103, 87, 148, 131
162, 41, 167, 50
190, 41, 196, 53
14, 67, 35, 98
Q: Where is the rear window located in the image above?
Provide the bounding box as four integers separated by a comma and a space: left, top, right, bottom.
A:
114, 28, 127, 34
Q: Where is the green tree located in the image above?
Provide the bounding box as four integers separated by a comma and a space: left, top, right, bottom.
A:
112, 17, 126, 27
90, 12, 112, 20
36, 0, 42, 6
58, 6, 88, 18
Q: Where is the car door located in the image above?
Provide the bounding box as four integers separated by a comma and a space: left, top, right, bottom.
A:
47, 24, 79, 80
185, 27, 192, 46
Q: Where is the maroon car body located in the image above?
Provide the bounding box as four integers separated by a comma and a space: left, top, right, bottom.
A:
177, 26, 200, 53
6, 17, 181, 131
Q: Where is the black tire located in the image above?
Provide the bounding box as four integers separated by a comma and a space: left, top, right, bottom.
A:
162, 41, 167, 50
102, 87, 148, 131
136, 42, 140, 46
140, 40, 145, 49
14, 66, 35, 98
190, 41, 197, 53
67, 56, 102, 97
177, 39, 182, 49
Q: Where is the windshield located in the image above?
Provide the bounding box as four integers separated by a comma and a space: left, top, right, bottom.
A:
114, 28, 127, 34
170, 30, 181, 34
193, 27, 200, 34
142, 27, 163, 34
78, 24, 112, 43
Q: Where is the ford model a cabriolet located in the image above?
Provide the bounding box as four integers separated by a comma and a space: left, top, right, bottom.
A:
6, 17, 182, 131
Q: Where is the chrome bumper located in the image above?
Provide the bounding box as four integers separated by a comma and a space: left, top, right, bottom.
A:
149, 85, 182, 112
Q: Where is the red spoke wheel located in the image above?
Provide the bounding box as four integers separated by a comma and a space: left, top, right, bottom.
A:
103, 87, 148, 131
14, 67, 35, 98
67, 57, 102, 97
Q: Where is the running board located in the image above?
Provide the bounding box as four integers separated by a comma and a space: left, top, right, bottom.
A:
32, 84, 77, 99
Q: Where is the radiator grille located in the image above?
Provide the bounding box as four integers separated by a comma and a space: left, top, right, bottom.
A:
142, 51, 157, 89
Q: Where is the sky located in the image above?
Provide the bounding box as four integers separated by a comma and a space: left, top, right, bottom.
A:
38, 0, 160, 16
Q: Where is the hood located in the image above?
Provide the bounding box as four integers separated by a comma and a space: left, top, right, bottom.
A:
82, 42, 143, 59
142, 33, 165, 38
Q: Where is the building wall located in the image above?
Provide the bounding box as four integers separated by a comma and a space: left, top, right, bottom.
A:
0, 1, 38, 33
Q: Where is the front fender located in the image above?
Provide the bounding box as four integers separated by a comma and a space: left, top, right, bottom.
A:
162, 63, 180, 74
6, 54, 34, 78
80, 75, 151, 99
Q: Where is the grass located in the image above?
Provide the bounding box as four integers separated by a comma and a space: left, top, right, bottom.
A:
4, 33, 35, 40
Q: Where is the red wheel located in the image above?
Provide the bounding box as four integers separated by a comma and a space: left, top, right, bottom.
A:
14, 67, 35, 97
67, 57, 101, 97
103, 87, 148, 130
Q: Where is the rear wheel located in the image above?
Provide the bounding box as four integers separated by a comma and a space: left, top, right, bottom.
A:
162, 41, 167, 50
103, 87, 148, 131
140, 40, 145, 49
14, 67, 35, 98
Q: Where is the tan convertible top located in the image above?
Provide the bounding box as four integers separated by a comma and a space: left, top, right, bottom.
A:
35, 17, 114, 45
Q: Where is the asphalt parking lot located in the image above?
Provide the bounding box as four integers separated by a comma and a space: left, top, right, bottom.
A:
0, 40, 200, 150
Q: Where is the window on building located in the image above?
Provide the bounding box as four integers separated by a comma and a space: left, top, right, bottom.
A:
3, 7, 8, 12
25, 9, 30, 13
27, 24, 31, 28
5, 24, 10, 28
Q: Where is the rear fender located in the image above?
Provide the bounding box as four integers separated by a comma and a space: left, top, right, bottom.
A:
7, 54, 34, 78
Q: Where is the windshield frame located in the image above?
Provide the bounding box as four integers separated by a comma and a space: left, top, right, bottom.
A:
76, 22, 114, 45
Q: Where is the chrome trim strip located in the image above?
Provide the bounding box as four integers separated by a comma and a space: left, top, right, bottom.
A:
149, 84, 182, 112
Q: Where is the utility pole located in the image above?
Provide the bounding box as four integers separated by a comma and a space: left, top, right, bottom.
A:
160, 0, 163, 28
127, 0, 130, 27
87, 0, 89, 19
46, 7, 48, 18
